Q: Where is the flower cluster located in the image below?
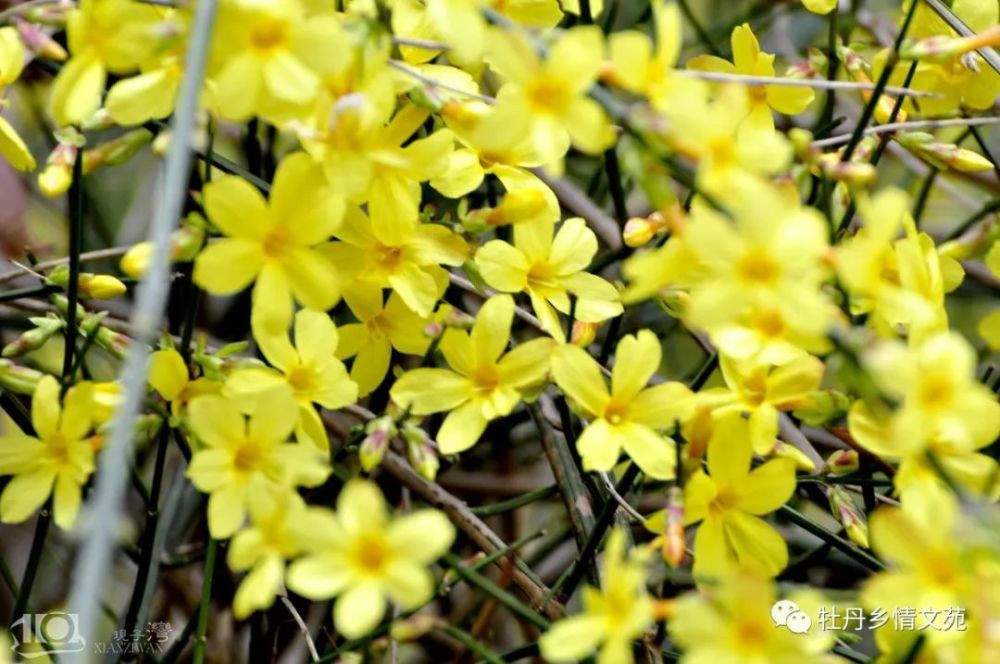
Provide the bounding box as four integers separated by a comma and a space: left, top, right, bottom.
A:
0, 0, 998, 662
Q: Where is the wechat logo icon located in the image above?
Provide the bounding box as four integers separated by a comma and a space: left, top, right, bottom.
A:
771, 599, 812, 634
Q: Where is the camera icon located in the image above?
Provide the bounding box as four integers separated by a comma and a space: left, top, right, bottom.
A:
10, 612, 87, 659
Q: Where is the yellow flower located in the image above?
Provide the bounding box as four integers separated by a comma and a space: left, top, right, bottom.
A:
550, 330, 693, 478
286, 479, 455, 639
335, 291, 433, 397
863, 490, 970, 639
836, 187, 963, 341
148, 348, 219, 415
185, 392, 330, 539
0, 28, 35, 171
676, 182, 834, 359
193, 152, 344, 335
698, 353, 825, 455
475, 217, 623, 341
207, 0, 343, 122
48, 0, 161, 126
487, 25, 615, 167
303, 103, 454, 245
660, 84, 792, 195
852, 332, 1000, 457
669, 569, 839, 662
676, 414, 796, 579
802, 0, 837, 13
0, 376, 95, 529
539, 530, 653, 663
225, 310, 358, 450
606, 0, 682, 100
228, 489, 334, 619
885, 0, 1000, 115
390, 295, 556, 454
322, 207, 468, 318
431, 100, 559, 225
687, 24, 814, 131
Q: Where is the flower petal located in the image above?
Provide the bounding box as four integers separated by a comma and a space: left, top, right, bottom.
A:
551, 344, 610, 417
437, 400, 489, 455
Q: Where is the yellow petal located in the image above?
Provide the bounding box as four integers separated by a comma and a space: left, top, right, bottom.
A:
232, 555, 283, 619
551, 343, 610, 417
629, 382, 693, 429
271, 152, 344, 244
390, 368, 470, 415
334, 582, 386, 639
188, 394, 244, 449
251, 263, 294, 336
349, 339, 392, 397
59, 381, 93, 441
497, 337, 557, 388
724, 511, 788, 577
287, 552, 351, 599
577, 418, 621, 472
471, 295, 514, 366
53, 473, 81, 530
730, 24, 761, 73
436, 400, 489, 454
620, 423, 676, 480
208, 483, 247, 539
149, 349, 188, 401
539, 614, 605, 662
31, 375, 61, 439
283, 247, 341, 312
611, 330, 660, 402
105, 68, 177, 125
337, 479, 387, 533
248, 389, 298, 444
193, 239, 265, 294
475, 241, 530, 293
0, 469, 53, 524
49, 53, 105, 126
0, 116, 35, 172
706, 413, 752, 486
388, 510, 456, 562
203, 175, 271, 240
738, 458, 796, 515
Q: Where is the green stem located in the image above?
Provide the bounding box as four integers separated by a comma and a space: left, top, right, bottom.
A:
470, 485, 558, 517
63, 150, 85, 387
438, 624, 505, 664
441, 553, 550, 631
10, 503, 51, 626
193, 538, 218, 664
555, 463, 641, 601
780, 505, 885, 572
0, 284, 59, 303
838, 0, 919, 164
943, 197, 1000, 242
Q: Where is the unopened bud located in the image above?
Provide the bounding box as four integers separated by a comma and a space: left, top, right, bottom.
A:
662, 485, 686, 568
38, 161, 73, 197
390, 614, 439, 641
826, 449, 860, 475
93, 381, 123, 426
623, 217, 656, 247
570, 320, 598, 347
82, 129, 154, 171
403, 423, 439, 480
120, 222, 206, 278
792, 389, 851, 425
896, 132, 994, 172
360, 416, 397, 472
82, 274, 127, 299
486, 188, 548, 226
443, 308, 475, 330
839, 45, 907, 124
0, 358, 44, 394
901, 26, 1000, 63
773, 440, 817, 472
827, 486, 869, 548
14, 18, 67, 61
817, 153, 877, 185
2, 316, 64, 357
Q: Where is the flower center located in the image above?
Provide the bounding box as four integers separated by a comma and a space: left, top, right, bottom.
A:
45, 433, 71, 466
916, 372, 954, 412
737, 250, 780, 285
352, 534, 389, 575
373, 244, 403, 271
286, 364, 316, 397
234, 441, 262, 474
711, 486, 741, 512
250, 19, 289, 53
471, 365, 500, 397
526, 76, 570, 113
263, 227, 292, 260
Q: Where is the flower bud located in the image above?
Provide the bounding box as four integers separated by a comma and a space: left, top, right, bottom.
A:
772, 440, 817, 472
83, 129, 154, 171
403, 423, 439, 480
360, 416, 397, 472
661, 485, 686, 568
0, 359, 44, 394
570, 320, 598, 347
390, 614, 439, 642
120, 222, 206, 278
2, 316, 65, 357
826, 449, 860, 476
14, 18, 67, 61
82, 274, 128, 299
896, 132, 994, 172
792, 389, 851, 425
38, 161, 73, 197
623, 217, 656, 247
827, 486, 869, 548
487, 188, 548, 226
